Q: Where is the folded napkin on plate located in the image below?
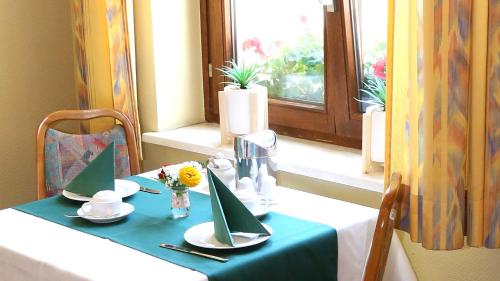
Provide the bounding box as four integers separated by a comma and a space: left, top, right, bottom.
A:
207, 169, 270, 246
64, 142, 115, 197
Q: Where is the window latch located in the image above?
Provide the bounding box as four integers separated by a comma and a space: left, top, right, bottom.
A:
319, 0, 335, 13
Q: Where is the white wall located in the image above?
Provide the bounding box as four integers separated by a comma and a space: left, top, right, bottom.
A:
0, 0, 76, 208
134, 0, 205, 133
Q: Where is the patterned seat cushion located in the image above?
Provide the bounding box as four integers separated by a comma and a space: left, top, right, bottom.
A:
44, 125, 131, 197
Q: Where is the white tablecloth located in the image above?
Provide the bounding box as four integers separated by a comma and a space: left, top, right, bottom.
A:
0, 177, 416, 281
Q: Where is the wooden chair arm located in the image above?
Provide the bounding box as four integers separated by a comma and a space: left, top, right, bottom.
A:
363, 172, 402, 281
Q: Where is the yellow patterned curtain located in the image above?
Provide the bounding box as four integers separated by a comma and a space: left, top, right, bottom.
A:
71, 0, 142, 158
386, 0, 499, 249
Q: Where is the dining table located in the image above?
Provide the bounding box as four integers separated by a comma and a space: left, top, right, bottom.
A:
0, 171, 416, 281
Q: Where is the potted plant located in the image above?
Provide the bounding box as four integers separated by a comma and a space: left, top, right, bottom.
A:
357, 74, 386, 173
217, 60, 268, 144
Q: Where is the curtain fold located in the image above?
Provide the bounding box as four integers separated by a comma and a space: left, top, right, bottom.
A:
71, 0, 142, 159
386, 0, 499, 249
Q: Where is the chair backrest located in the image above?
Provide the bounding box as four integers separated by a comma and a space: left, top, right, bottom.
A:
363, 172, 403, 281
36, 109, 140, 199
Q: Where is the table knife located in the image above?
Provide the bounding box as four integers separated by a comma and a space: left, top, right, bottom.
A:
139, 186, 161, 194
159, 243, 228, 262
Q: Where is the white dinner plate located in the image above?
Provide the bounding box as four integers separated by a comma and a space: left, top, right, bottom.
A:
184, 221, 273, 249
62, 179, 140, 201
76, 202, 134, 224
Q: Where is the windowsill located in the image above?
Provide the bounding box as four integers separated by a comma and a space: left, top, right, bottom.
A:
142, 123, 384, 193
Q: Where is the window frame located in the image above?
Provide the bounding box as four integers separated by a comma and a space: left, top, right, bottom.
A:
200, 0, 362, 148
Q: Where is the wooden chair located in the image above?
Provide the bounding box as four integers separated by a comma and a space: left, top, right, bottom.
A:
363, 172, 403, 281
36, 109, 140, 199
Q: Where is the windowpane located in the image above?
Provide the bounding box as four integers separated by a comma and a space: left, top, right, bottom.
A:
355, 0, 387, 109
233, 0, 325, 104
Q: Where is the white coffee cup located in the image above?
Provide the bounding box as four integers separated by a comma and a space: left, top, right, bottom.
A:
260, 175, 276, 201
234, 189, 259, 213
81, 190, 122, 218
237, 177, 255, 193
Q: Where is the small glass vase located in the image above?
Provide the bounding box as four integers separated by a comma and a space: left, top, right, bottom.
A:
170, 189, 190, 219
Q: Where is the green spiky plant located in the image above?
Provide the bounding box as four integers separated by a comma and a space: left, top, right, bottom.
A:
356, 75, 386, 110
217, 60, 263, 89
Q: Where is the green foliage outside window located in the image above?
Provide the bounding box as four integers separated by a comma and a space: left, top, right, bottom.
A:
262, 33, 324, 103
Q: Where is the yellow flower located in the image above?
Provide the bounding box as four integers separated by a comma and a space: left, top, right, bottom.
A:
178, 166, 201, 187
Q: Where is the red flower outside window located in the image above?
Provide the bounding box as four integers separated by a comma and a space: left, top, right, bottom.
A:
372, 56, 386, 80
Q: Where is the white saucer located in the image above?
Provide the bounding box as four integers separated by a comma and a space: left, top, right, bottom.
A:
184, 221, 273, 249
63, 179, 140, 201
77, 202, 134, 223
251, 203, 270, 218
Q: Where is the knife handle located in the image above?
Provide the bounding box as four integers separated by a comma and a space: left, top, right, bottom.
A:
159, 244, 228, 262
140, 186, 161, 194
187, 249, 228, 262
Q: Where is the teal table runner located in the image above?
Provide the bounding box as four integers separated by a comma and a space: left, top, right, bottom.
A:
15, 176, 338, 281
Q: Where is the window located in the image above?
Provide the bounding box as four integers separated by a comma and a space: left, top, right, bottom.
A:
200, 0, 387, 148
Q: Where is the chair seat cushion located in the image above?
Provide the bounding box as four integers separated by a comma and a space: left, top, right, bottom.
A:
44, 125, 131, 196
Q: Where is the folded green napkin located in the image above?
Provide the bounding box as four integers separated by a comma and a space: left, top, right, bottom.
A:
64, 142, 115, 197
207, 169, 270, 246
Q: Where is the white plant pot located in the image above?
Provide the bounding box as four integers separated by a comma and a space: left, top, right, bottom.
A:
219, 85, 268, 135
370, 110, 386, 162
362, 105, 385, 173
